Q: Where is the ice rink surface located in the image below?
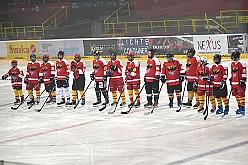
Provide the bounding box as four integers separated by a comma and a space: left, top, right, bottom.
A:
0, 59, 247, 165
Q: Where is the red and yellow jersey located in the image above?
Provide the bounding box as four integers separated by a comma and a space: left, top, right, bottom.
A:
161, 58, 184, 86
196, 65, 213, 91
71, 60, 86, 80
211, 63, 228, 87
231, 60, 247, 88
106, 58, 123, 79
125, 60, 140, 84
92, 58, 107, 82
186, 55, 200, 82
145, 57, 161, 82
56, 59, 70, 80
40, 61, 55, 84
5, 67, 24, 87
26, 61, 42, 83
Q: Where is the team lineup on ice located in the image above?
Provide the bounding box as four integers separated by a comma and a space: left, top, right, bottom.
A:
0, 48, 247, 165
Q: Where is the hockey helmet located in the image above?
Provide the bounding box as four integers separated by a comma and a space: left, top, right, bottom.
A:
147, 48, 155, 55
43, 54, 49, 59
187, 48, 195, 56
58, 51, 64, 56
200, 56, 208, 65
11, 60, 18, 64
166, 52, 174, 58
231, 51, 240, 61
30, 54, 36, 59
127, 52, 134, 57
110, 52, 117, 56
74, 54, 81, 58
213, 54, 221, 64
93, 50, 100, 56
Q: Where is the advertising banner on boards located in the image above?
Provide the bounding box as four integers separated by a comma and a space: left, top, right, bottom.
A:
6, 41, 38, 59
38, 40, 84, 57
0, 42, 7, 59
193, 35, 228, 54
227, 35, 244, 54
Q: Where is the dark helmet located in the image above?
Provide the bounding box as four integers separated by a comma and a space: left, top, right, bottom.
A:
30, 54, 36, 59
166, 52, 174, 59
110, 52, 117, 56
58, 51, 64, 56
231, 51, 240, 60
187, 48, 195, 55
93, 50, 100, 56
147, 48, 155, 54
213, 54, 221, 61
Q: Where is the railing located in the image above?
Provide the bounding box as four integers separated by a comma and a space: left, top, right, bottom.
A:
1, 6, 68, 39
104, 2, 130, 33
220, 10, 248, 28
104, 18, 228, 36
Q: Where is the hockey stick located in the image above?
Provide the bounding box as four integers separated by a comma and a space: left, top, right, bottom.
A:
99, 77, 111, 111
176, 80, 187, 112
203, 81, 211, 120
108, 79, 127, 114
74, 80, 93, 109
222, 89, 232, 118
144, 82, 164, 115
28, 79, 55, 109
121, 83, 146, 114
11, 83, 41, 110
36, 85, 56, 112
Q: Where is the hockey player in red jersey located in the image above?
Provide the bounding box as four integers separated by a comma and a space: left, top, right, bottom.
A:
195, 57, 216, 113
144, 48, 161, 108
56, 51, 70, 105
183, 48, 200, 108
24, 54, 42, 105
160, 52, 185, 108
40, 54, 56, 104
105, 52, 126, 107
90, 50, 109, 106
125, 52, 141, 108
230, 51, 247, 115
2, 60, 24, 105
69, 54, 86, 106
211, 54, 229, 115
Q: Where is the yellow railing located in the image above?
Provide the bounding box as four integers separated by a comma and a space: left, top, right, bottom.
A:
1, 6, 68, 39
104, 18, 228, 36
42, 7, 68, 30
220, 10, 248, 28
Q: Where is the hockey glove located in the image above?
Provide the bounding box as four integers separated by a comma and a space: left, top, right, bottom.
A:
193, 81, 198, 89
160, 76, 166, 84
106, 71, 113, 77
239, 79, 246, 87
102, 76, 107, 82
64, 75, 69, 82
38, 77, 44, 84
2, 74, 7, 80
24, 77, 28, 84
50, 76, 55, 81
220, 80, 226, 89
207, 77, 213, 84
202, 76, 208, 81
110, 65, 117, 71
90, 74, 95, 81
179, 75, 185, 82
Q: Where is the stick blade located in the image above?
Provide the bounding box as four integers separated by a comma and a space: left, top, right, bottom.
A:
108, 111, 115, 114
11, 107, 18, 110
120, 111, 129, 114
144, 111, 152, 115
35, 109, 41, 112
204, 116, 208, 120
99, 106, 106, 111
176, 107, 181, 112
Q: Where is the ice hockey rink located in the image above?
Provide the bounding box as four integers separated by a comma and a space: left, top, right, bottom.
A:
0, 59, 247, 165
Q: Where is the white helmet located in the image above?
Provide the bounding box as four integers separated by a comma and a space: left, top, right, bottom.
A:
200, 56, 208, 63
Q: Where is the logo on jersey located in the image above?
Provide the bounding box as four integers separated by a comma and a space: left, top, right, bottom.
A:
186, 62, 191, 67
30, 66, 36, 71
167, 65, 176, 71
11, 72, 17, 75
212, 70, 220, 74
232, 68, 238, 72
57, 64, 62, 68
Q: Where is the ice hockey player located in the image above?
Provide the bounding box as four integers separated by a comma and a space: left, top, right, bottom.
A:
230, 51, 247, 115
69, 54, 86, 106
125, 52, 141, 108
2, 60, 24, 105
90, 50, 109, 106
183, 48, 200, 108
39, 54, 56, 104
105, 52, 126, 107
144, 48, 161, 108
24, 54, 42, 105
195, 56, 216, 113
211, 54, 229, 115
160, 52, 185, 108
56, 51, 70, 105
